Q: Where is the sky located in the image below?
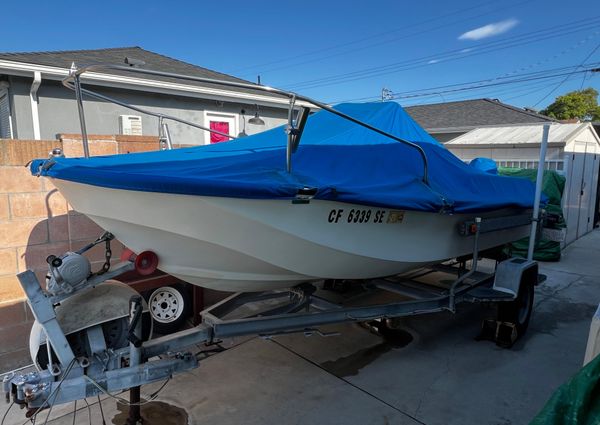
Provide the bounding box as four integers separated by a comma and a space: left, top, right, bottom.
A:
2, 0, 600, 110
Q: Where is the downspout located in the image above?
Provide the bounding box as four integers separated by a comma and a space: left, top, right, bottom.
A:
30, 71, 41, 140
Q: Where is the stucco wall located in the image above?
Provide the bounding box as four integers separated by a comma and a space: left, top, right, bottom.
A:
7, 76, 288, 142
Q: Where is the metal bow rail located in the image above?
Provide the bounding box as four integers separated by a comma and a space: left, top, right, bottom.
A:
62, 63, 430, 184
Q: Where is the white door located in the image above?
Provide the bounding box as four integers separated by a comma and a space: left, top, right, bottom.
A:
564, 144, 585, 245
203, 111, 238, 145
588, 152, 600, 233
577, 147, 594, 238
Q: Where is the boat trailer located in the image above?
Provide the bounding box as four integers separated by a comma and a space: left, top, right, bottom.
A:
2, 213, 542, 421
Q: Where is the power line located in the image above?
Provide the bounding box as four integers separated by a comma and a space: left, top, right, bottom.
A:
329, 31, 600, 104
283, 16, 600, 91
238, 0, 532, 77
504, 77, 579, 102
532, 41, 600, 107
392, 68, 596, 101
328, 63, 599, 104
400, 76, 568, 105
402, 75, 576, 106
289, 22, 600, 91
286, 17, 600, 89
228, 0, 506, 74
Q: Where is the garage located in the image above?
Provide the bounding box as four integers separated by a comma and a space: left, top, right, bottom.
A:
446, 123, 600, 246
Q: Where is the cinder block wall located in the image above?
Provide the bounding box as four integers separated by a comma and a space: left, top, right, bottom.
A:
0, 135, 161, 371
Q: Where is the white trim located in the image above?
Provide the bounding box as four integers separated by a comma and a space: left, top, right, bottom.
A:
30, 71, 41, 140
202, 111, 239, 145
0, 59, 315, 109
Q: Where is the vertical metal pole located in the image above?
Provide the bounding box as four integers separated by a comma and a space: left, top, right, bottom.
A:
161, 122, 173, 150
528, 124, 551, 261
73, 74, 90, 158
127, 296, 143, 425
286, 95, 296, 173
158, 116, 164, 150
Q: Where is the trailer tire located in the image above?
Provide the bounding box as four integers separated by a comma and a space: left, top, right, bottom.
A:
145, 283, 191, 334
497, 276, 534, 337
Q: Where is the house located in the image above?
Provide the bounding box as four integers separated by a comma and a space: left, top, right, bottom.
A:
0, 47, 292, 144
404, 98, 554, 143
446, 122, 600, 245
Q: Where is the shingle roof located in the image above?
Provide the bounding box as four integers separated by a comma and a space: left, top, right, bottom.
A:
404, 98, 553, 132
0, 46, 267, 96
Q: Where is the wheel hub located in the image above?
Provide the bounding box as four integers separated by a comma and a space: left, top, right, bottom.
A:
149, 287, 184, 324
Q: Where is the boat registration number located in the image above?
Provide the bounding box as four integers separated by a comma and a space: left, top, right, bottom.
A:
327, 209, 404, 224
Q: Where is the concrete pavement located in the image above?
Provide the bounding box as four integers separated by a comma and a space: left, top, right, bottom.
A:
2, 230, 599, 424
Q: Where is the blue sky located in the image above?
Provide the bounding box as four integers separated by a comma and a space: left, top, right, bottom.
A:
3, 0, 599, 109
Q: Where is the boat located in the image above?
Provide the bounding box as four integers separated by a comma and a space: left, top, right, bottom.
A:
30, 68, 538, 292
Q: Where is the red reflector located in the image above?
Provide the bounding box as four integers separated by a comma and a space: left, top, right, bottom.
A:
134, 251, 159, 276
469, 224, 478, 234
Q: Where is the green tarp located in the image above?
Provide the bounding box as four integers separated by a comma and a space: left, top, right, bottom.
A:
498, 168, 566, 262
530, 354, 600, 425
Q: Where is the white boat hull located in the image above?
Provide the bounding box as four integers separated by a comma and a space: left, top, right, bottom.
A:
53, 180, 530, 292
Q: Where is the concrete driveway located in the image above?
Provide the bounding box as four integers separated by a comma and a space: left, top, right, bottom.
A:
2, 230, 599, 425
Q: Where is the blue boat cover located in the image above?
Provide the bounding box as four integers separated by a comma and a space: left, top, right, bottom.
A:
31, 102, 537, 213
470, 157, 499, 175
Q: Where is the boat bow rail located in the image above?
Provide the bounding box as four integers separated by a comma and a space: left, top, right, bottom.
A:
61, 63, 430, 184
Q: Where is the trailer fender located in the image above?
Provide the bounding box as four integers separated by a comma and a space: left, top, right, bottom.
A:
29, 280, 148, 369
493, 258, 538, 297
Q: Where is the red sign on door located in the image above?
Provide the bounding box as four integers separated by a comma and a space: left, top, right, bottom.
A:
210, 121, 230, 144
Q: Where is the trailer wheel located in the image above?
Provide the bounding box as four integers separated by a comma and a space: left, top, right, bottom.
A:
497, 277, 534, 337
145, 284, 191, 334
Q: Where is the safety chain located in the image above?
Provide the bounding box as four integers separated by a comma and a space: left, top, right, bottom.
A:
98, 238, 112, 275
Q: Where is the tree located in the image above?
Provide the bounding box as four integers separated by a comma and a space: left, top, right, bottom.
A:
540, 88, 600, 121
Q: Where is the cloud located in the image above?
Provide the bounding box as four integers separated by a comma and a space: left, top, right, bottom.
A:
458, 18, 518, 41
460, 48, 474, 53
428, 59, 440, 64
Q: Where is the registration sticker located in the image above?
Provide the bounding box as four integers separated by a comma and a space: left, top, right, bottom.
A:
387, 210, 405, 224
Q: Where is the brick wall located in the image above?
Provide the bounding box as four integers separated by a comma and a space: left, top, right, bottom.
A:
0, 135, 163, 371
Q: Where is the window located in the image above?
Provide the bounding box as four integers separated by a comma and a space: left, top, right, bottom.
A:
497, 159, 564, 172
0, 88, 13, 139
203, 111, 238, 145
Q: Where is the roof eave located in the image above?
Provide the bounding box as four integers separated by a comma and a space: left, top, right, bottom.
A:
426, 121, 556, 134
0, 59, 310, 109
446, 141, 566, 148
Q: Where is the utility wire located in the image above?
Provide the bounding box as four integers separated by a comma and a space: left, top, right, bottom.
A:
287, 17, 600, 89
329, 31, 600, 105
229, 0, 507, 74
290, 23, 600, 91
388, 64, 590, 98
329, 63, 599, 104
533, 41, 600, 107
400, 75, 576, 106
284, 16, 600, 91
240, 0, 533, 77
393, 69, 595, 100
